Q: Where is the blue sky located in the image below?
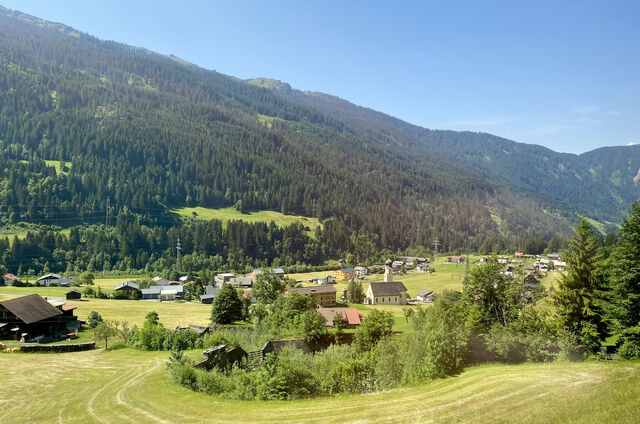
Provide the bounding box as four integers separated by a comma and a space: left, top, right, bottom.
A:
2, 0, 639, 153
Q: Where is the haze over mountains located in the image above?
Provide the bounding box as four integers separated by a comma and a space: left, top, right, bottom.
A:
0, 5, 638, 251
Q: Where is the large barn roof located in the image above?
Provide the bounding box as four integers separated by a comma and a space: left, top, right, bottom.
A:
0, 294, 62, 324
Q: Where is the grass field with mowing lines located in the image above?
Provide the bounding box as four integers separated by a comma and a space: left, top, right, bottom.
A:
0, 349, 637, 423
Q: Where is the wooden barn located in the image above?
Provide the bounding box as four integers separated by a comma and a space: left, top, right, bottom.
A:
0, 294, 67, 341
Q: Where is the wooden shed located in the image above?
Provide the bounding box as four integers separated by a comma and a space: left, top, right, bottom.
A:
66, 289, 82, 300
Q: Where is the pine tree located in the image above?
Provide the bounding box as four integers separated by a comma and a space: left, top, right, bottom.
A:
607, 202, 640, 356
554, 217, 607, 353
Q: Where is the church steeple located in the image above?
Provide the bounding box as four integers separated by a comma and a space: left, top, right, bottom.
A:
384, 258, 393, 282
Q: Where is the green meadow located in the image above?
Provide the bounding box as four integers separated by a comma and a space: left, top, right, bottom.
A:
0, 348, 637, 424
172, 206, 321, 232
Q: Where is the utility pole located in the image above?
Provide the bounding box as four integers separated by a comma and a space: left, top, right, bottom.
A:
105, 199, 110, 227
464, 249, 470, 286
176, 236, 182, 274
432, 236, 441, 257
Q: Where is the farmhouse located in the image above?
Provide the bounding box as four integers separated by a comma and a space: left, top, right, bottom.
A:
0, 294, 78, 341
141, 285, 184, 301
365, 282, 408, 305
317, 307, 362, 328
199, 286, 220, 304
1, 273, 20, 285
451, 256, 464, 263
286, 286, 336, 307
334, 268, 356, 280
354, 266, 368, 276
114, 281, 140, 295
37, 273, 61, 286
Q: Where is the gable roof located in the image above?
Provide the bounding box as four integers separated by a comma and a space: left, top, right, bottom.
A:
416, 290, 434, 297
288, 286, 336, 296
317, 307, 362, 326
2, 273, 20, 281
368, 282, 407, 296
37, 273, 61, 281
65, 289, 82, 295
205, 286, 220, 296
261, 339, 310, 355
114, 281, 140, 291
339, 268, 355, 273
0, 294, 62, 324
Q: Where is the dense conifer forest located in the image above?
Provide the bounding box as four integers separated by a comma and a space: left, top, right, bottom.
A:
0, 6, 639, 274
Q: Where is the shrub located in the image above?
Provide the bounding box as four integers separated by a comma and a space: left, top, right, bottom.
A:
87, 311, 103, 329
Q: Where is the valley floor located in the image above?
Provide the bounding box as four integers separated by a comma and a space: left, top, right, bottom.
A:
0, 349, 638, 423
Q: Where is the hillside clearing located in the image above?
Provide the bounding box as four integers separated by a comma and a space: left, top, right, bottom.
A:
0, 349, 637, 423
172, 207, 321, 232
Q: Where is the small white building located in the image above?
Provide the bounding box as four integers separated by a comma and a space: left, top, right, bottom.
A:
416, 290, 436, 303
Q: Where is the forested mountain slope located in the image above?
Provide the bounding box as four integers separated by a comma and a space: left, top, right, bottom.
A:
249, 78, 640, 223
0, 5, 637, 256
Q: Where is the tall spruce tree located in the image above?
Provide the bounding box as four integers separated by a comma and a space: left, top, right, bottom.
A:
607, 202, 640, 355
554, 217, 607, 353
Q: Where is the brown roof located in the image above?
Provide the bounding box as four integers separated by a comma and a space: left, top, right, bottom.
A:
288, 286, 336, 295
369, 282, 407, 296
317, 307, 362, 326
2, 273, 20, 281
61, 302, 77, 312
0, 294, 62, 324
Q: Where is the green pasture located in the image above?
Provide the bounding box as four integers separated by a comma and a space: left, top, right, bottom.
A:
0, 348, 637, 423
172, 206, 321, 232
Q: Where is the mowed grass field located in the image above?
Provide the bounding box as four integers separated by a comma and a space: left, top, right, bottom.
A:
0, 349, 638, 424
0, 287, 211, 328
172, 206, 321, 231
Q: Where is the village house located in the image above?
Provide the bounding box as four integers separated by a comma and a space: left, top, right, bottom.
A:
354, 266, 368, 276
286, 286, 336, 307
141, 285, 184, 301
498, 257, 510, 264
214, 273, 236, 286
317, 307, 362, 328
248, 268, 286, 280
199, 286, 220, 304
1, 273, 20, 285
37, 273, 75, 287
114, 281, 140, 296
226, 277, 253, 288
0, 294, 78, 341
451, 256, 464, 263
272, 268, 286, 279
365, 282, 408, 305
334, 268, 356, 280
